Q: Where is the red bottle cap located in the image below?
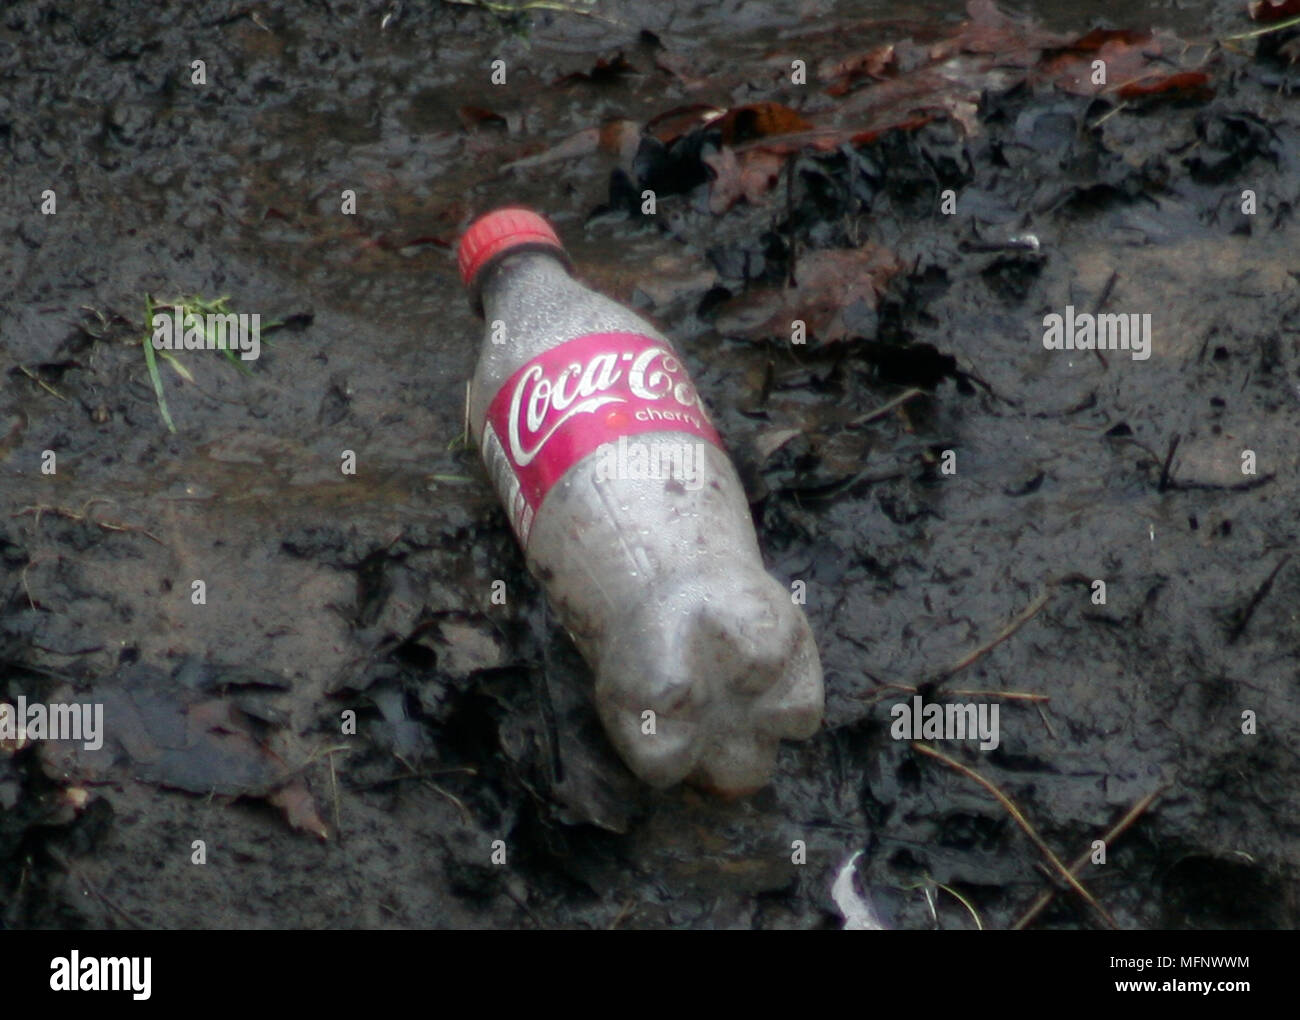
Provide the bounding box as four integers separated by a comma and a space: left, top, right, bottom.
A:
457, 207, 569, 314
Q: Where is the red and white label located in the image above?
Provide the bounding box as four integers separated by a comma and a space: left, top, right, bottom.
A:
481, 331, 724, 546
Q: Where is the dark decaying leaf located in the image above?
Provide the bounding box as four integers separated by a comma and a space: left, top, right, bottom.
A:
553, 53, 637, 87
36, 662, 327, 839
458, 105, 506, 132
713, 247, 904, 345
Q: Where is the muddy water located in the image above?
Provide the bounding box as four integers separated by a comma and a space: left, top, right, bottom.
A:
1, 0, 1298, 929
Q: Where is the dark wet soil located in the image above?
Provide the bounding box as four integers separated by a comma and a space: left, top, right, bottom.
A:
2, 0, 1298, 929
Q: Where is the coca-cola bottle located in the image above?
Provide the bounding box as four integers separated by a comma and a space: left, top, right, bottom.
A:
458, 207, 823, 795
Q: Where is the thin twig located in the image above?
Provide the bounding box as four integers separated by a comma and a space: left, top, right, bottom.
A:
1157, 433, 1181, 492
45, 845, 157, 930
14, 501, 165, 546
847, 387, 925, 429
1088, 269, 1119, 368
866, 683, 1048, 703
609, 897, 637, 930
946, 688, 1049, 703
912, 741, 1117, 929
1036, 700, 1057, 738
16, 364, 65, 400
1228, 553, 1291, 644
935, 588, 1052, 690
1223, 13, 1300, 40
1165, 471, 1275, 493
394, 753, 474, 825
1013, 784, 1166, 929
329, 749, 343, 845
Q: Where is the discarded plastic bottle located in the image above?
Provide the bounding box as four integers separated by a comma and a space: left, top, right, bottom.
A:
458, 207, 823, 795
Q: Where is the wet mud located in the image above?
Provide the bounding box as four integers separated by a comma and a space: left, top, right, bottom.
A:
1, 0, 1298, 928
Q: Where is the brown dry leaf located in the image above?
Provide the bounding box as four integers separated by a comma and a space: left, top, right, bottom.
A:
1043, 30, 1164, 96
269, 781, 329, 841
1044, 29, 1212, 99
646, 104, 727, 144
598, 119, 642, 161
929, 0, 1066, 63
644, 0, 1214, 221
713, 102, 814, 145
1116, 70, 1213, 99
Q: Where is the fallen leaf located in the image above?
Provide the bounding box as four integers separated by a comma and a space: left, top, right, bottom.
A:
646, 104, 727, 144
269, 781, 329, 841
35, 663, 329, 840
820, 42, 898, 96
929, 0, 1065, 62
712, 102, 814, 145
1116, 70, 1213, 99
754, 428, 801, 461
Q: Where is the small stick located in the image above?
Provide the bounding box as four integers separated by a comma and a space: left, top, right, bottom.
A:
1088, 103, 1128, 131
329, 750, 343, 845
935, 588, 1052, 689
847, 387, 925, 428
867, 683, 1048, 703
947, 689, 1049, 703
1013, 784, 1166, 929
1157, 433, 1181, 492
1223, 13, 1300, 40
1035, 700, 1057, 738
1088, 270, 1119, 369
395, 753, 474, 825
16, 364, 65, 400
503, 885, 546, 928
912, 742, 1117, 929
46, 845, 155, 930
14, 502, 165, 546
609, 897, 637, 930
1166, 472, 1275, 493
1228, 553, 1292, 644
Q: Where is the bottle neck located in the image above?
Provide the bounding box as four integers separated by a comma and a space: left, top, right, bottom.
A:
480, 249, 572, 322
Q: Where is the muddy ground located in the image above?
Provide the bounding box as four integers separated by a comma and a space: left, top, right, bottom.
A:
1, 0, 1298, 929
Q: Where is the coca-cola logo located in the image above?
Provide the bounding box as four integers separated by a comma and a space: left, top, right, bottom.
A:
483, 331, 724, 544
506, 344, 707, 466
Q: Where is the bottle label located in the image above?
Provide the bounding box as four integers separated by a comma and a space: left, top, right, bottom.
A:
482, 331, 725, 546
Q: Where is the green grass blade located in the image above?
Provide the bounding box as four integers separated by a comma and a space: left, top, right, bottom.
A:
142, 296, 177, 433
